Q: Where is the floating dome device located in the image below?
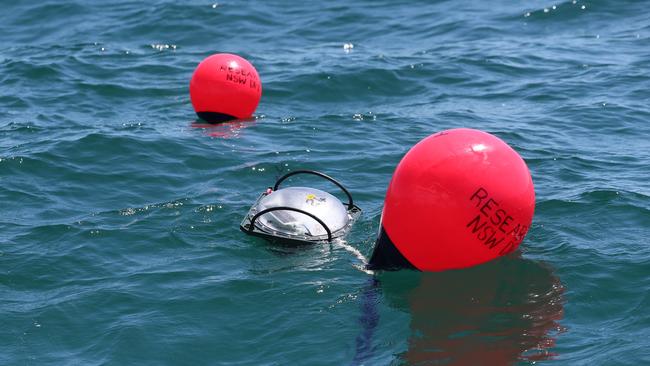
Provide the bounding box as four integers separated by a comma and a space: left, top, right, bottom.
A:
240, 170, 362, 245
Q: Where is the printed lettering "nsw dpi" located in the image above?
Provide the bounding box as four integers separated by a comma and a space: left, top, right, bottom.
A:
466, 187, 528, 254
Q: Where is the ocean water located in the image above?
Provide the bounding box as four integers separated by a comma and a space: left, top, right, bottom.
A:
1, 0, 649, 364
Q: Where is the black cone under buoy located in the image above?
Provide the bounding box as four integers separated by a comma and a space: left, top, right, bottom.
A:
367, 228, 416, 271
196, 111, 239, 124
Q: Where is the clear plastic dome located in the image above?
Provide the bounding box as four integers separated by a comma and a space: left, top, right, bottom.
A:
254, 187, 349, 237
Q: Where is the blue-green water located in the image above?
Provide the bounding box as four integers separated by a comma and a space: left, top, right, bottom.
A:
2, 0, 649, 364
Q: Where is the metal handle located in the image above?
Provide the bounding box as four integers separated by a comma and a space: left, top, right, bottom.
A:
248, 206, 333, 242
273, 170, 354, 209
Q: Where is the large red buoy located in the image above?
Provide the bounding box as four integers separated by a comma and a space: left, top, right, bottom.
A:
368, 128, 535, 272
190, 53, 262, 123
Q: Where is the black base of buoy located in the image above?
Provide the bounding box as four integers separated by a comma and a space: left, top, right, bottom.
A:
367, 227, 417, 271
196, 112, 238, 124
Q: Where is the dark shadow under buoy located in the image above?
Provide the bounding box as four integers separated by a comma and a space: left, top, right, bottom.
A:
196, 111, 239, 124
353, 254, 566, 365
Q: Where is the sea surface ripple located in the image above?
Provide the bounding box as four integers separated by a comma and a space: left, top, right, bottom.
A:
1, 0, 649, 365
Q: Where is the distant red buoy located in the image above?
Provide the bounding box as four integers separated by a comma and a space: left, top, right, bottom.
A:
368, 128, 535, 272
190, 53, 262, 123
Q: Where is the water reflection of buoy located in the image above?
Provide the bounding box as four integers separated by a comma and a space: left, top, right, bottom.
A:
190, 119, 255, 138
368, 128, 535, 271
190, 53, 262, 123
379, 257, 565, 364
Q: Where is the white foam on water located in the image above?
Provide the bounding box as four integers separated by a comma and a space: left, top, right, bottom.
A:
333, 238, 374, 275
